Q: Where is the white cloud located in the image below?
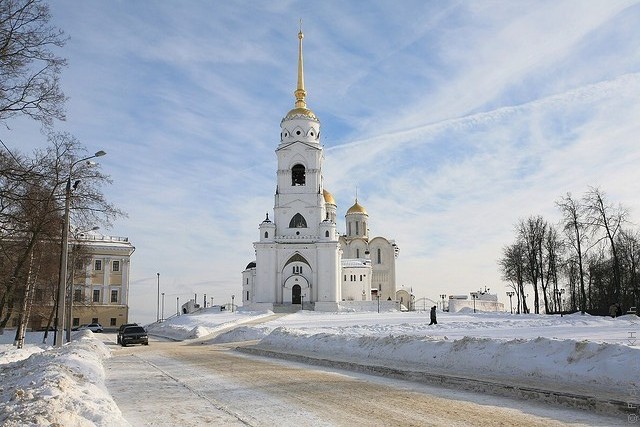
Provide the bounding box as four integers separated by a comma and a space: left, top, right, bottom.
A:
3, 1, 639, 324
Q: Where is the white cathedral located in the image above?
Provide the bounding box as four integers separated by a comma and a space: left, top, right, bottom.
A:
241, 29, 399, 312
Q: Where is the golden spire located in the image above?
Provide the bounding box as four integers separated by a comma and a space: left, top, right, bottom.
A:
294, 19, 307, 109
283, 20, 317, 122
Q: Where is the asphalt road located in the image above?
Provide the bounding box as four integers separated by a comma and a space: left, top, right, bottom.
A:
99, 333, 618, 427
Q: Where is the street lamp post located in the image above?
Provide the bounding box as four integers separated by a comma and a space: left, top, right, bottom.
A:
555, 289, 565, 314
472, 293, 478, 313
55, 150, 106, 347
161, 292, 165, 321
65, 226, 99, 343
156, 273, 160, 322
506, 291, 514, 314
231, 295, 235, 312
377, 294, 380, 313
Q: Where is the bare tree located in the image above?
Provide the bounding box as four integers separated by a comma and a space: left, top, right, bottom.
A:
556, 193, 589, 313
617, 229, 639, 310
0, 132, 124, 335
518, 216, 548, 314
499, 241, 528, 314
543, 225, 563, 312
584, 187, 627, 306
0, 0, 67, 127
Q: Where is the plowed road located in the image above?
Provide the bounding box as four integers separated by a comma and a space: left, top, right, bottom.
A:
100, 335, 616, 426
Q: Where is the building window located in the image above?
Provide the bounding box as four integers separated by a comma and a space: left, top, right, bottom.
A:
344, 275, 347, 281
73, 318, 80, 327
74, 289, 82, 302
264, 231, 269, 238
356, 248, 360, 258
348, 222, 352, 236
289, 213, 307, 228
291, 164, 306, 186
246, 291, 249, 300
94, 260, 102, 271
112, 261, 120, 272
111, 289, 118, 303
355, 221, 359, 235
325, 230, 329, 238
377, 248, 382, 264
110, 318, 117, 326
93, 289, 100, 303
246, 278, 248, 285
360, 275, 363, 281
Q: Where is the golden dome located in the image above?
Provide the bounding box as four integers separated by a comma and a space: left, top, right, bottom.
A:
347, 199, 367, 215
285, 107, 317, 121
323, 189, 336, 205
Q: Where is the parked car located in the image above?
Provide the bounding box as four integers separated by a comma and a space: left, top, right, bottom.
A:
120, 325, 148, 347
117, 323, 139, 344
80, 323, 103, 333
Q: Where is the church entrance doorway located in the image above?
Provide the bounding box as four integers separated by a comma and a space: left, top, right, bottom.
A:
292, 285, 301, 304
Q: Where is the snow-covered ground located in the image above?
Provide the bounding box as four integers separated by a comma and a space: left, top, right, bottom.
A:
0, 330, 127, 426
1, 309, 638, 425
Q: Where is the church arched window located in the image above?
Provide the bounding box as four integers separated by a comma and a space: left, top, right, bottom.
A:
291, 164, 306, 186
377, 248, 382, 264
289, 213, 307, 228
264, 231, 269, 238
325, 230, 329, 238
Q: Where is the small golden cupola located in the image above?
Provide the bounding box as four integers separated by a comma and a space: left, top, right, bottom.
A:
347, 199, 367, 215
345, 198, 368, 239
323, 189, 337, 223
323, 189, 336, 206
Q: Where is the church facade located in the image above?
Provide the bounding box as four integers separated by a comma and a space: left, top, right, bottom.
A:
241, 29, 398, 312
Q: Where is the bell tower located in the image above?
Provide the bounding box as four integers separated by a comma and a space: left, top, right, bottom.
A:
252, 24, 341, 311
273, 25, 326, 237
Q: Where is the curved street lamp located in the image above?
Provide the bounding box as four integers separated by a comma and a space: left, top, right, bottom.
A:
65, 226, 99, 343
55, 150, 106, 347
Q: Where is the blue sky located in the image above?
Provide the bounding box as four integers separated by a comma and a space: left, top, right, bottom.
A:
3, 1, 640, 324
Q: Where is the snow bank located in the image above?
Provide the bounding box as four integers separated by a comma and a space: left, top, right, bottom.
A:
0, 331, 128, 427
145, 309, 273, 341
126, 308, 640, 400
257, 328, 638, 394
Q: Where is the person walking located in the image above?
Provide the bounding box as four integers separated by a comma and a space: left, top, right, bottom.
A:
429, 306, 437, 325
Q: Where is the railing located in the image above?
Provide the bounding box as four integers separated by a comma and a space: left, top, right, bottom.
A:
76, 234, 129, 243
